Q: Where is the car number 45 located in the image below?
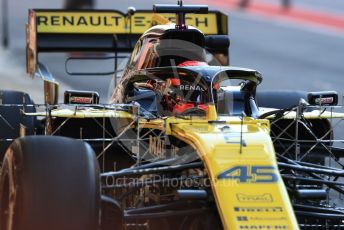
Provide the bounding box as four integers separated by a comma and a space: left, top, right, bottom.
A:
217, 165, 278, 183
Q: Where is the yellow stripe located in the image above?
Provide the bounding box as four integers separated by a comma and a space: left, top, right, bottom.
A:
36, 11, 219, 34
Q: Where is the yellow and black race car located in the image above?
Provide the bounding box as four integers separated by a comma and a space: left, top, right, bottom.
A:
1, 1, 344, 230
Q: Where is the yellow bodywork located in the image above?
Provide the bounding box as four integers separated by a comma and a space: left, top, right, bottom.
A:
166, 116, 299, 229
35, 11, 220, 35
26, 106, 303, 229
25, 108, 133, 118
24, 7, 344, 229
25, 107, 344, 120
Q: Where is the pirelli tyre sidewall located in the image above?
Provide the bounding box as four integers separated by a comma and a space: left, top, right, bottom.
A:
0, 136, 100, 230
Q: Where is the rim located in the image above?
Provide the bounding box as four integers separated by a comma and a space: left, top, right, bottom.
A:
0, 171, 10, 230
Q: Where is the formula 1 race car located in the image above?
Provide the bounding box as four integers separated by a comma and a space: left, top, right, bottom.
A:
1, 1, 344, 230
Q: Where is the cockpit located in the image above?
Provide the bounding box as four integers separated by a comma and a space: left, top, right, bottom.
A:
124, 66, 262, 118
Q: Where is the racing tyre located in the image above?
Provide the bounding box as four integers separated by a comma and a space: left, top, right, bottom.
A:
0, 136, 100, 230
256, 90, 330, 164
0, 90, 36, 160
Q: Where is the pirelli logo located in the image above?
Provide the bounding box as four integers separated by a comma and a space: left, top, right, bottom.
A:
35, 11, 220, 34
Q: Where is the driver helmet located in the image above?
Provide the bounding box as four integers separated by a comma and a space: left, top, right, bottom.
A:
168, 61, 209, 114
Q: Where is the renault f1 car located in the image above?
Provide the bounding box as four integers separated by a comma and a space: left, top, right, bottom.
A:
1, 1, 344, 230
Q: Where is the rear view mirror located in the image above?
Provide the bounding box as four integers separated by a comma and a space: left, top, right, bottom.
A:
307, 91, 338, 106
65, 55, 129, 76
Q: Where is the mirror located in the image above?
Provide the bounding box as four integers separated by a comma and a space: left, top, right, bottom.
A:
65, 54, 129, 76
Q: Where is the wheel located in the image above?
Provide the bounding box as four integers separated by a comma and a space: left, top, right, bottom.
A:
0, 136, 100, 230
0, 90, 36, 160
257, 90, 331, 164
256, 90, 308, 109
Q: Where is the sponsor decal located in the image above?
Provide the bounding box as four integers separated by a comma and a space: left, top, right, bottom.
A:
217, 166, 278, 183
37, 15, 121, 27
237, 216, 248, 222
149, 136, 179, 159
179, 85, 205, 91
237, 193, 273, 203
250, 217, 287, 221
239, 225, 288, 229
234, 206, 283, 213
315, 97, 334, 105
70, 96, 93, 104
36, 12, 218, 34
223, 133, 247, 146
149, 136, 166, 158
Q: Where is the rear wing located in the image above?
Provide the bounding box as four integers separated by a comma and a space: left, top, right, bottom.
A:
26, 9, 228, 75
